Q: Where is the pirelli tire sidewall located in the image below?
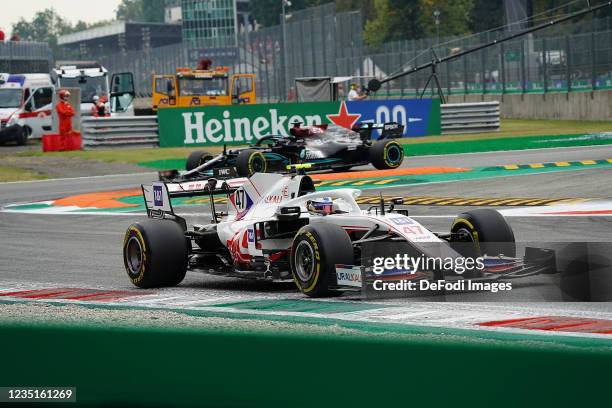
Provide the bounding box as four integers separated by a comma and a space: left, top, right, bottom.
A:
123, 220, 188, 288
370, 139, 404, 170
290, 223, 353, 297
450, 209, 516, 259
236, 149, 268, 177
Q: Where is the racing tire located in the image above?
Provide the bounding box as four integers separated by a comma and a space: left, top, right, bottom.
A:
123, 219, 188, 288
290, 223, 353, 297
236, 149, 267, 177
185, 150, 213, 171
450, 209, 516, 260
369, 139, 404, 170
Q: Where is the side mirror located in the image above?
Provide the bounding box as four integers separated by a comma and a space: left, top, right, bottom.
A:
24, 101, 33, 112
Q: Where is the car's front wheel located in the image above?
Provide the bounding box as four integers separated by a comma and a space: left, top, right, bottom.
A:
450, 209, 516, 259
290, 223, 353, 297
123, 220, 188, 288
185, 150, 213, 171
236, 149, 267, 177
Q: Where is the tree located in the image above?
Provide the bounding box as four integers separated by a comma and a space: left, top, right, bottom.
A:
363, 0, 394, 46
115, 0, 165, 22
11, 8, 116, 55
11, 8, 73, 49
469, 0, 503, 33
249, 0, 331, 28
417, 0, 475, 39
363, 0, 420, 47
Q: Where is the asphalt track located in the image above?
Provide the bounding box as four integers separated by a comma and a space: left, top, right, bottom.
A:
1, 145, 612, 338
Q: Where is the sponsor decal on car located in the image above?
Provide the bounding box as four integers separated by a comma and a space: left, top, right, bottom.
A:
153, 185, 164, 207
389, 217, 414, 225
335, 265, 362, 287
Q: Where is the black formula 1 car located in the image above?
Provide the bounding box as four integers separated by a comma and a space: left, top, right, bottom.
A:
159, 122, 405, 182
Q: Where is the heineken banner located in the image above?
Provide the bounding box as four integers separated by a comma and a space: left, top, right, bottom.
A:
158, 99, 440, 148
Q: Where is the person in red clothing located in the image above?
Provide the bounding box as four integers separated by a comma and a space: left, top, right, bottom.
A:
56, 90, 75, 135
90, 95, 109, 117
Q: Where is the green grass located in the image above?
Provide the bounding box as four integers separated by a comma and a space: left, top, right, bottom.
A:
0, 165, 47, 182
400, 119, 612, 145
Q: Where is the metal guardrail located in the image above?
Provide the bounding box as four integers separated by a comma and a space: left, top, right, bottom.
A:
441, 101, 500, 134
81, 116, 159, 149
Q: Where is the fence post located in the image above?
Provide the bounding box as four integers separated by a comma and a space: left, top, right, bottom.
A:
264, 35, 270, 102
542, 37, 548, 93
463, 39, 468, 95
500, 42, 506, 94
399, 47, 405, 97
309, 15, 316, 77
520, 39, 526, 94
320, 7, 327, 76
481, 47, 486, 95
591, 31, 596, 91
446, 59, 451, 97
565, 35, 571, 93
386, 48, 391, 97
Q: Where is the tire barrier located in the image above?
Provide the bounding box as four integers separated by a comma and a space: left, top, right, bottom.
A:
81, 116, 159, 149
441, 101, 500, 134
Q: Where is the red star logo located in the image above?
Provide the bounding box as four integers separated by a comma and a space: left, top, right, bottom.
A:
326, 101, 361, 129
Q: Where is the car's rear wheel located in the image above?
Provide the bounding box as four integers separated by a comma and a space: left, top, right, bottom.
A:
450, 209, 516, 259
185, 150, 213, 171
236, 149, 267, 177
290, 223, 353, 297
369, 140, 404, 170
123, 220, 188, 288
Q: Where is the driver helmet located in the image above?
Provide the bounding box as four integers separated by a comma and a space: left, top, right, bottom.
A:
306, 197, 337, 215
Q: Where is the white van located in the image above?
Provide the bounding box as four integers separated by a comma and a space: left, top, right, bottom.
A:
0, 74, 54, 145
53, 61, 135, 117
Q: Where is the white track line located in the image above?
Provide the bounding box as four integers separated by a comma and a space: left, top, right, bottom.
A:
0, 171, 157, 185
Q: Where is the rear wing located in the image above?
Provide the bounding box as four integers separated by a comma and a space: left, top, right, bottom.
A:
352, 122, 404, 140
142, 176, 247, 223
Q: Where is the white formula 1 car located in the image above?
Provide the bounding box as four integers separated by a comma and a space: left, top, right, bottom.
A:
123, 170, 555, 297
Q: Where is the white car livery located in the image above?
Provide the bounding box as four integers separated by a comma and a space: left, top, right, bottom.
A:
123, 172, 554, 297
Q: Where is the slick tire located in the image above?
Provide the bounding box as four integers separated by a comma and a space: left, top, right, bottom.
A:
290, 223, 353, 297
450, 209, 516, 260
369, 139, 404, 170
236, 149, 267, 177
123, 220, 188, 288
185, 150, 213, 171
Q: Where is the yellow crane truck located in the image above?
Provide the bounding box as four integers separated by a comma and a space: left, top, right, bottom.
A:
152, 61, 256, 111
